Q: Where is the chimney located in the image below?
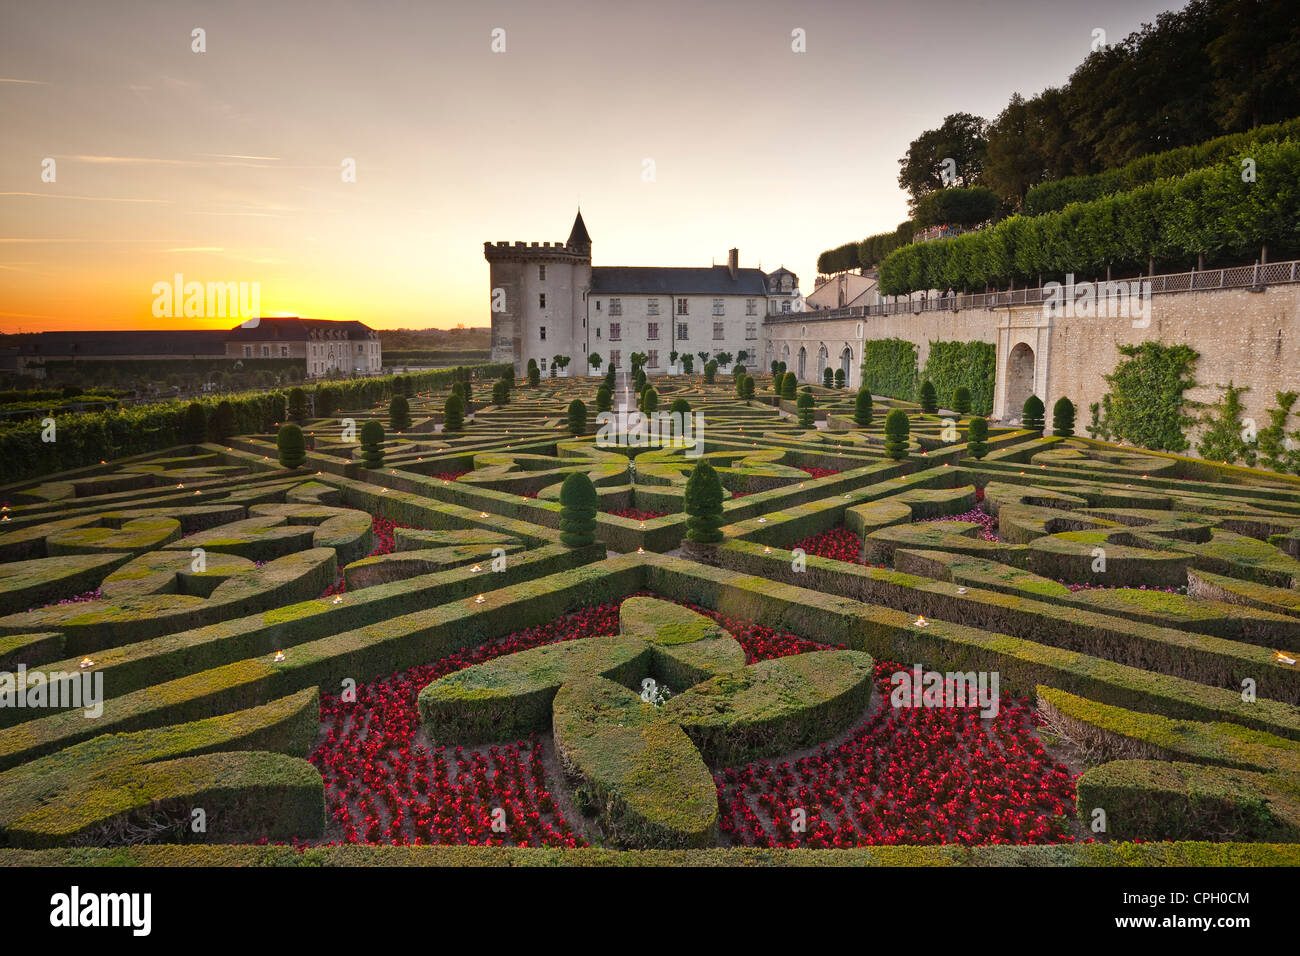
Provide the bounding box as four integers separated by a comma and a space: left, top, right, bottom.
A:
727, 248, 738, 280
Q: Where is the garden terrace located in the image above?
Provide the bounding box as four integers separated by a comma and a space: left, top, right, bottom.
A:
2, 374, 1300, 864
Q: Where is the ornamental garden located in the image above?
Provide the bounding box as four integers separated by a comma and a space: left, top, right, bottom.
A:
1, 362, 1299, 866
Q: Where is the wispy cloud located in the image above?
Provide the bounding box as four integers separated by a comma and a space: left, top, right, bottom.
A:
163, 246, 225, 253
0, 191, 173, 205
0, 78, 45, 85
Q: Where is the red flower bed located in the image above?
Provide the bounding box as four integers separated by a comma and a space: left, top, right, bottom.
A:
796, 466, 841, 479
792, 524, 883, 568
605, 507, 667, 520
307, 596, 835, 846
715, 658, 1079, 848
431, 471, 468, 482
917, 505, 1000, 542
320, 514, 414, 598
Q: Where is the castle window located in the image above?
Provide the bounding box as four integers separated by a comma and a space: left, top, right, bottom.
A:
713, 322, 724, 341
609, 323, 621, 341
243, 346, 251, 358
746, 298, 757, 316
282, 346, 289, 357
262, 345, 270, 357
781, 301, 791, 313
676, 298, 688, 316
647, 349, 659, 368
540, 326, 547, 341
539, 293, 546, 308
745, 322, 757, 340
712, 298, 724, 316
647, 322, 659, 341
676, 322, 689, 341
610, 350, 621, 368
647, 298, 659, 316
609, 298, 622, 317
539, 265, 546, 281
596, 300, 601, 311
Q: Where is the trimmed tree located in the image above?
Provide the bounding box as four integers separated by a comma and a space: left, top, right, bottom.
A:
559, 472, 598, 547
683, 459, 724, 545
277, 424, 306, 469
670, 397, 691, 417
492, 379, 509, 405
643, 387, 659, 414
390, 393, 411, 430
834, 368, 845, 389
359, 420, 384, 469
588, 352, 602, 373
741, 375, 755, 401
443, 392, 465, 431
680, 355, 695, 375
288, 387, 308, 422
1022, 394, 1045, 432
966, 416, 989, 459
854, 388, 873, 427
823, 368, 833, 387
780, 372, 797, 400
919, 379, 938, 414
315, 385, 335, 418
595, 384, 612, 413
182, 402, 207, 443
770, 361, 780, 376
704, 360, 718, 385
527, 359, 540, 387
1052, 397, 1076, 437
567, 398, 588, 436
884, 409, 910, 460
797, 391, 815, 426
953, 386, 972, 415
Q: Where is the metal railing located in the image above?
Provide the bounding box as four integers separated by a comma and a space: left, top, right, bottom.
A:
775, 259, 1300, 324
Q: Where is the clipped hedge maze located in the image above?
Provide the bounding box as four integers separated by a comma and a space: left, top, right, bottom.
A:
1, 372, 1299, 864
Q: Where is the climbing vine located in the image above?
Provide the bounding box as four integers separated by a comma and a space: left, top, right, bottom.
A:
1096, 342, 1199, 452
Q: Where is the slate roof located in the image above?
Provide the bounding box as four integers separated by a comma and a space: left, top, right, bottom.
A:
590, 266, 769, 296
567, 210, 591, 248
225, 317, 374, 341
10, 330, 228, 356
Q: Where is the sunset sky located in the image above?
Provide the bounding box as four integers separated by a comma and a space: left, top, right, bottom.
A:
1, 0, 1177, 332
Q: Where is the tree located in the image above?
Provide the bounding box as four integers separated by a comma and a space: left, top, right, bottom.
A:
683, 460, 724, 544
1197, 382, 1255, 465
277, 424, 306, 469
777, 361, 787, 377
595, 384, 612, 413
741, 375, 755, 402
588, 352, 602, 373
966, 416, 990, 459
554, 355, 571, 376
780, 372, 796, 400
770, 361, 780, 377
952, 386, 972, 415
919, 380, 938, 414
635, 368, 647, 393
834, 368, 845, 389
670, 397, 691, 417
443, 392, 465, 431
567, 398, 588, 436
315, 385, 335, 418
559, 472, 598, 547
492, 379, 510, 405
715, 351, 733, 369
897, 112, 989, 210
1022, 395, 1045, 432
1052, 397, 1075, 437
854, 388, 873, 426
735, 372, 748, 398
642, 387, 659, 414
697, 352, 710, 369
209, 401, 235, 441
288, 387, 308, 423
360, 420, 384, 469
461, 376, 473, 402
527, 359, 540, 387
733, 363, 746, 380
884, 409, 910, 460
704, 361, 717, 385
737, 350, 749, 365
669, 350, 679, 368
681, 355, 695, 375
182, 402, 207, 443
1258, 392, 1300, 474
822, 368, 833, 387
390, 393, 411, 430
983, 92, 1044, 209
797, 390, 815, 426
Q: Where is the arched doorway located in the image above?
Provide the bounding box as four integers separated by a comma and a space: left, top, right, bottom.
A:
817, 344, 828, 381
1006, 342, 1035, 420
781, 344, 790, 371
797, 346, 807, 380
840, 346, 853, 387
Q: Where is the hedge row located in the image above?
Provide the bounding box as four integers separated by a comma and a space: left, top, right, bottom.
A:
878, 139, 1300, 294
920, 341, 995, 416
860, 339, 920, 401
1023, 117, 1300, 216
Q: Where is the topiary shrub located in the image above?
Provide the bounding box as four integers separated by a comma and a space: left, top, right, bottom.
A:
642, 387, 659, 414
919, 380, 938, 414
559, 472, 598, 547
780, 372, 796, 400
683, 459, 724, 544
770, 361, 779, 376
315, 385, 335, 418
1052, 396, 1076, 437
854, 388, 873, 427
461, 377, 473, 403
966, 416, 989, 459
1022, 394, 1045, 432
595, 384, 612, 413
823, 368, 833, 387
953, 386, 971, 415
703, 361, 717, 385
527, 359, 540, 387
884, 409, 910, 460
670, 397, 691, 417
492, 379, 510, 405
797, 390, 815, 427
209, 401, 235, 442
741, 375, 755, 401
443, 393, 465, 431
635, 369, 647, 393
277, 424, 306, 469
182, 402, 207, 443
834, 368, 845, 389
288, 387, 308, 423
567, 399, 588, 436
390, 394, 411, 430
359, 420, 385, 469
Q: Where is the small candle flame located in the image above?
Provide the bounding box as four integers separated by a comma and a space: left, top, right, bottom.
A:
273, 651, 285, 662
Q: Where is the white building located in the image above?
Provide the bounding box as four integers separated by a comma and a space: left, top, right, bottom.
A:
485, 211, 800, 377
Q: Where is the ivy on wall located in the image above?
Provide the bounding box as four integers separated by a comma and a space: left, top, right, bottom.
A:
1092, 342, 1200, 452
860, 338, 919, 401
921, 341, 996, 415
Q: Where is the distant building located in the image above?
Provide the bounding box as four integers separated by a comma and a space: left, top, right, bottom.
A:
7, 317, 381, 379
485, 211, 801, 376
808, 272, 884, 311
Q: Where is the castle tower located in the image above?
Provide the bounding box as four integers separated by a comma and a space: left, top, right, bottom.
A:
485, 210, 592, 376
